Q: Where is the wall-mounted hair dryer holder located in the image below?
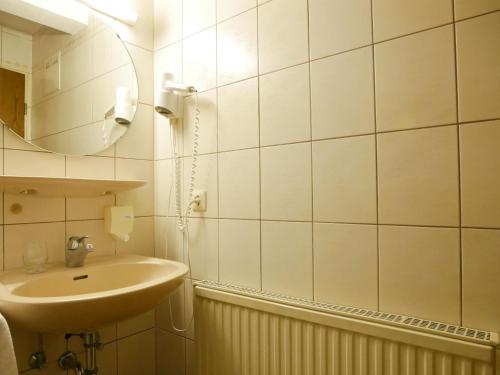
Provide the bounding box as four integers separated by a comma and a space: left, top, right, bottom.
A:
104, 87, 136, 125
155, 73, 196, 119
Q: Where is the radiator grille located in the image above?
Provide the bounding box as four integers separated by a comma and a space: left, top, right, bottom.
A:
195, 293, 495, 375
195, 280, 498, 346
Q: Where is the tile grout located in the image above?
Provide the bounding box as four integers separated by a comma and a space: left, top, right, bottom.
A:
369, 0, 381, 312
153, 118, 500, 162
451, 0, 464, 325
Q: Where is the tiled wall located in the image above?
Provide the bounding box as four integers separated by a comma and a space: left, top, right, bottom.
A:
0, 1, 156, 373
153, 0, 500, 372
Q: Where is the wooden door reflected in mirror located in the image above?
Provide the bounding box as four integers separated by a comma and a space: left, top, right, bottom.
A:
0, 67, 25, 137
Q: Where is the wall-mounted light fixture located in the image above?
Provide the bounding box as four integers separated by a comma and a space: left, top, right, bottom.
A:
73, 0, 138, 26
0, 0, 88, 34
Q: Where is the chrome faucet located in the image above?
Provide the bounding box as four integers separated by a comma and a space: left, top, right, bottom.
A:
66, 235, 94, 267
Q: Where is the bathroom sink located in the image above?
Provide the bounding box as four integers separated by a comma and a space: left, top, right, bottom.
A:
0, 255, 188, 333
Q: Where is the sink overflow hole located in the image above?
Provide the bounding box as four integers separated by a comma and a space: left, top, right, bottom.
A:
73, 275, 88, 281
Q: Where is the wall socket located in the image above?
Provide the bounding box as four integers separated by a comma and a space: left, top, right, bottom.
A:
192, 189, 207, 212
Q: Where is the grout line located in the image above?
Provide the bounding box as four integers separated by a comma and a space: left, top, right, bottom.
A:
32, 61, 133, 108
304, 0, 315, 301
2, 125, 4, 272
214, 0, 221, 284
152, 115, 500, 162
256, 3, 263, 292
369, 0, 381, 312
178, 11, 500, 97
115, 327, 156, 342
451, 0, 464, 326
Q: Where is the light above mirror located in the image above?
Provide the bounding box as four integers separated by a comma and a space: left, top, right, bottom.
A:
0, 11, 138, 156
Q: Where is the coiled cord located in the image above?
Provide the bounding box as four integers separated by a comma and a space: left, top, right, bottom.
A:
167, 92, 200, 333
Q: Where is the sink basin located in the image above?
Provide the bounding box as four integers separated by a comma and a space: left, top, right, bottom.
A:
0, 255, 188, 333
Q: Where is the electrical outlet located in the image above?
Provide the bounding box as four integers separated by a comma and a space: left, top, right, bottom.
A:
192, 189, 207, 212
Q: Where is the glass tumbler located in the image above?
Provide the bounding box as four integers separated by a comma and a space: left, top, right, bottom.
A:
23, 241, 48, 274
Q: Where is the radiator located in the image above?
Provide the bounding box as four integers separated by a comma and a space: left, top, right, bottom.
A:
194, 281, 500, 375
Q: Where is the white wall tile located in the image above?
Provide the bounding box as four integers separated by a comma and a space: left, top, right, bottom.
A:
217, 9, 258, 86
66, 195, 115, 221
118, 310, 155, 338
4, 222, 65, 270
375, 26, 457, 132
66, 156, 115, 179
156, 285, 185, 334
155, 159, 178, 217
155, 0, 183, 48
96, 342, 117, 374
261, 221, 312, 299
183, 154, 218, 218
372, 0, 452, 41
462, 228, 500, 332
183, 90, 217, 156
4, 195, 65, 224
454, 0, 500, 19
377, 126, 460, 226
309, 0, 372, 59
116, 216, 155, 257
217, 0, 256, 21
460, 120, 500, 228
156, 329, 186, 374
311, 46, 375, 139
4, 150, 65, 177
313, 135, 377, 223
116, 104, 154, 160
183, 28, 216, 92
0, 229, 3, 271
258, 0, 309, 74
127, 44, 154, 106
314, 223, 378, 309
116, 159, 155, 216
186, 339, 196, 375
184, 218, 219, 280
219, 219, 261, 289
379, 226, 461, 324
155, 112, 182, 161
183, 0, 216, 37
154, 42, 183, 90
155, 216, 184, 262
456, 12, 500, 122
117, 329, 155, 375
183, 278, 195, 339
219, 148, 260, 219
261, 143, 312, 221
217, 78, 259, 151
259, 63, 310, 146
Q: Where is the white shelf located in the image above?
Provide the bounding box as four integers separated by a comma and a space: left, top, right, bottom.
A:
0, 175, 146, 197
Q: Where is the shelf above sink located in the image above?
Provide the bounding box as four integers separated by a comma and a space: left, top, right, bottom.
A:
0, 175, 146, 197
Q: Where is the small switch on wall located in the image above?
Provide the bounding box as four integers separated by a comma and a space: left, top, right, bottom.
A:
192, 189, 207, 212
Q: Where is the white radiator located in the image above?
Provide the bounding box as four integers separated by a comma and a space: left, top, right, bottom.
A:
194, 281, 500, 375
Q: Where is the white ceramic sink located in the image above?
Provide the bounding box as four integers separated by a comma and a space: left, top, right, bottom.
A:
0, 255, 188, 333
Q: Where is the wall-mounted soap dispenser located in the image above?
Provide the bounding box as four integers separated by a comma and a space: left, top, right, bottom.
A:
104, 206, 134, 241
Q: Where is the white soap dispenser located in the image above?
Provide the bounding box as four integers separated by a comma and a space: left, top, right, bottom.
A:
104, 206, 134, 241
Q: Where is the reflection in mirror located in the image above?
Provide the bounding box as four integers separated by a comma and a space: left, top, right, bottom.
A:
0, 12, 138, 156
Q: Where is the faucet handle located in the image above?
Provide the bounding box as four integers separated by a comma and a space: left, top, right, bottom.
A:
85, 243, 95, 252
67, 235, 89, 250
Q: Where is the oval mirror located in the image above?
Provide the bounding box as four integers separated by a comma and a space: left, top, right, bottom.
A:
0, 11, 138, 156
